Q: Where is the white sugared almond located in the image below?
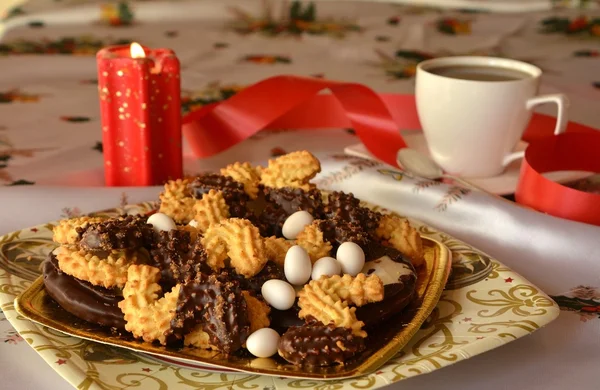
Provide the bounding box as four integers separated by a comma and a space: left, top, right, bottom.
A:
311, 256, 342, 280
261, 279, 296, 310
336, 242, 365, 276
282, 211, 314, 240
246, 328, 280, 358
284, 245, 312, 285
147, 212, 177, 232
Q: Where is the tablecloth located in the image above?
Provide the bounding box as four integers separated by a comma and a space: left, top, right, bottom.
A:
1, 1, 599, 389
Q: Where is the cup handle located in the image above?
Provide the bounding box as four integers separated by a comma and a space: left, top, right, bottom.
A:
502, 93, 570, 167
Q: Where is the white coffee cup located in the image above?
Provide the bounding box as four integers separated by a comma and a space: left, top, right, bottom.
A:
415, 56, 568, 178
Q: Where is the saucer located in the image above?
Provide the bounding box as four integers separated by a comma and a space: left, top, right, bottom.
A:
344, 131, 593, 196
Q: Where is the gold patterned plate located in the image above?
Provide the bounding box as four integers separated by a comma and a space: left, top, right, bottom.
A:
0, 202, 560, 389
15, 236, 449, 380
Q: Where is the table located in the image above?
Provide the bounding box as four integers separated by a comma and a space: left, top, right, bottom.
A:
1, 1, 599, 389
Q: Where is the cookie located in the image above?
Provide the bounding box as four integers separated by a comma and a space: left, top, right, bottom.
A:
324, 191, 381, 235
356, 242, 417, 327
184, 325, 214, 349
278, 323, 365, 366
189, 173, 252, 220
149, 227, 209, 290
318, 219, 371, 250
42, 254, 125, 329
201, 218, 267, 278
56, 246, 145, 289
158, 178, 196, 223
297, 278, 367, 337
192, 189, 230, 232
257, 187, 324, 237
295, 221, 333, 263
79, 215, 154, 251
376, 214, 424, 267
259, 150, 321, 190
171, 273, 250, 354
220, 162, 261, 199
263, 236, 292, 267
229, 261, 285, 294
118, 264, 181, 345
242, 291, 271, 334
306, 274, 384, 307
52, 216, 106, 245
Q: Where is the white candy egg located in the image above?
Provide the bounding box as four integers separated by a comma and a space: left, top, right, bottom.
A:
282, 211, 314, 240
336, 242, 365, 276
147, 212, 177, 232
311, 256, 342, 280
284, 245, 312, 285
261, 280, 296, 310
246, 328, 280, 358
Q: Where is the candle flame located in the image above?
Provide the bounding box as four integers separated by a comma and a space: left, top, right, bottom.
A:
130, 42, 146, 58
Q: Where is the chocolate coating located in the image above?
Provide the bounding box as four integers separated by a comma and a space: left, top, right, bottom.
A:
258, 187, 324, 236
78, 215, 153, 251
149, 229, 209, 291
269, 304, 304, 330
278, 324, 365, 366
356, 243, 417, 327
318, 219, 371, 251
324, 192, 381, 236
228, 262, 285, 294
189, 173, 252, 219
189, 173, 246, 196
171, 273, 250, 354
42, 254, 125, 329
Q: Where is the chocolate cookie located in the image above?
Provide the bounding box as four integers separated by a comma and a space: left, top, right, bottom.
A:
170, 273, 250, 354
189, 173, 252, 219
257, 187, 324, 237
356, 243, 417, 327
278, 323, 365, 366
42, 254, 125, 329
149, 228, 209, 290
78, 215, 154, 251
228, 261, 285, 295
318, 219, 371, 251
324, 192, 381, 236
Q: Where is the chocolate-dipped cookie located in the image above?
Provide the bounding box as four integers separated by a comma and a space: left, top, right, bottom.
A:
170, 273, 250, 354
189, 173, 252, 220
78, 215, 154, 251
278, 323, 365, 366
356, 243, 417, 327
257, 187, 324, 237
149, 228, 209, 290
42, 254, 125, 329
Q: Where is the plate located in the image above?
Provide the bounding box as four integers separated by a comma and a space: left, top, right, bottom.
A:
345, 131, 594, 195
0, 201, 560, 389
15, 234, 449, 380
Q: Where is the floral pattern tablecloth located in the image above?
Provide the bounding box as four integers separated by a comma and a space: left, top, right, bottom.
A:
0, 1, 599, 389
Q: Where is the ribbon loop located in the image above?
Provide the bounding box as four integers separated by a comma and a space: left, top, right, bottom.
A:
516, 133, 600, 226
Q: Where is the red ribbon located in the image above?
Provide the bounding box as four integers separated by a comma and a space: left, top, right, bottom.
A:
183, 75, 407, 167
182, 75, 600, 225
516, 133, 600, 226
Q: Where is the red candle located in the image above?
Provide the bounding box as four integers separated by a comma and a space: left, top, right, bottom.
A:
96, 42, 182, 186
